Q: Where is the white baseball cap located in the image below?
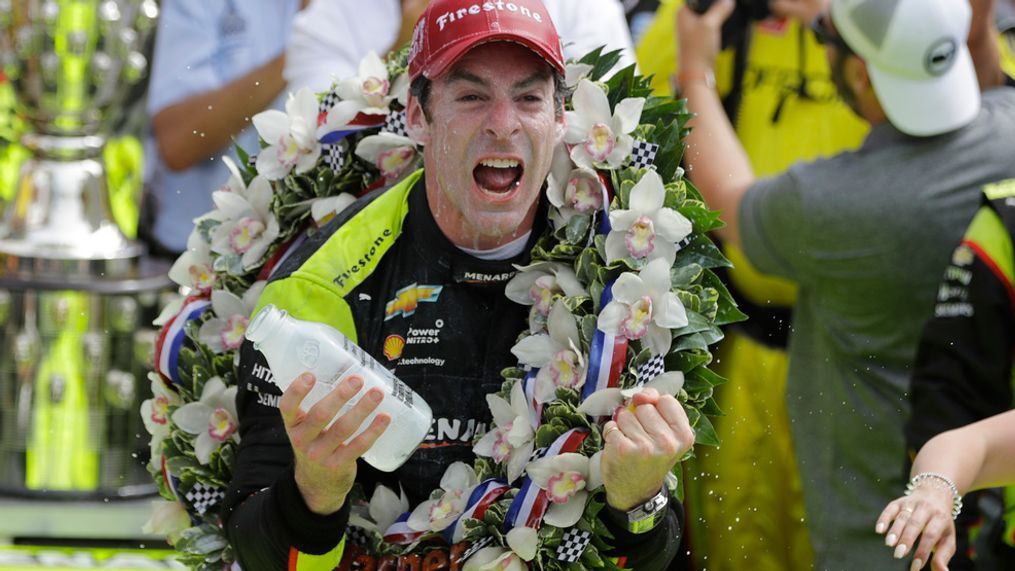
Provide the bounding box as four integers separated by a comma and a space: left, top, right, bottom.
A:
831, 0, 981, 136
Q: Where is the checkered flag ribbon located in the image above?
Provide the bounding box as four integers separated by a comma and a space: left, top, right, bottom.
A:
460, 535, 495, 562
345, 525, 374, 548
322, 141, 346, 172
528, 446, 550, 463
319, 90, 340, 116
637, 354, 666, 384
382, 110, 409, 138
184, 482, 226, 516
629, 140, 659, 169
556, 528, 593, 562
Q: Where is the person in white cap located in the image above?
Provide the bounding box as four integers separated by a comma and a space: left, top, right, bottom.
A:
676, 0, 1015, 569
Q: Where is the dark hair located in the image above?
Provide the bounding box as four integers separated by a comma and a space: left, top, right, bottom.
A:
409, 68, 566, 122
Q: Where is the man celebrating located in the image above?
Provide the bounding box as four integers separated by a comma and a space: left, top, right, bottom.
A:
678, 0, 1015, 569
223, 1, 694, 569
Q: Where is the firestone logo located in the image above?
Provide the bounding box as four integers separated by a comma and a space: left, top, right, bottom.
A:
434, 1, 544, 31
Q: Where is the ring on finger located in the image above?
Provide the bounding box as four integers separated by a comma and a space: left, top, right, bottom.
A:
603, 424, 621, 440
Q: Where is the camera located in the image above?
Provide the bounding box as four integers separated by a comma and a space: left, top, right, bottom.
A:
686, 0, 773, 48
687, 0, 771, 20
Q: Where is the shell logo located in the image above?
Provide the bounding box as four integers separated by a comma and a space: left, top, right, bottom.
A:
383, 335, 406, 361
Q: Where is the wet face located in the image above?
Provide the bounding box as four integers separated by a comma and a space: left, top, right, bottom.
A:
408, 43, 565, 250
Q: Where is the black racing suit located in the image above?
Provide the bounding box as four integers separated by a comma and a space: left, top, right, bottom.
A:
905, 181, 1015, 569
223, 172, 684, 569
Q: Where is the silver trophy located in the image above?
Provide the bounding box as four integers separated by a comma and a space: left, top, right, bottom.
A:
0, 1, 172, 540
0, 0, 158, 266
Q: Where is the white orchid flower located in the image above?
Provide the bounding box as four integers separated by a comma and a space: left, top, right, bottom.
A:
605, 170, 692, 266
505, 261, 586, 333
168, 228, 216, 293
253, 87, 322, 180
565, 62, 594, 88
545, 143, 606, 229
142, 500, 190, 540
578, 371, 686, 417
209, 176, 280, 271
564, 79, 645, 170
309, 193, 357, 227
349, 485, 410, 534
171, 377, 239, 465
140, 372, 181, 459
322, 51, 408, 131
597, 258, 689, 356
153, 293, 185, 327
510, 300, 587, 403
355, 132, 419, 183
217, 155, 247, 194
407, 462, 478, 532
197, 281, 266, 353
473, 382, 536, 483
525, 452, 604, 528
463, 527, 539, 570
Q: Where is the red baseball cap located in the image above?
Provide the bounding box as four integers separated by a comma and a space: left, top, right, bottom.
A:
408, 0, 565, 81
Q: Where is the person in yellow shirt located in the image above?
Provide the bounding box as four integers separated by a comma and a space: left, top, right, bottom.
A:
637, 1, 867, 569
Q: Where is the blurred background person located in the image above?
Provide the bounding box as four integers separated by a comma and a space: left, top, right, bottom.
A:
904, 173, 1015, 569
677, 0, 1015, 568
143, 0, 306, 258
879, 409, 1015, 571
283, 0, 637, 93
636, 0, 867, 568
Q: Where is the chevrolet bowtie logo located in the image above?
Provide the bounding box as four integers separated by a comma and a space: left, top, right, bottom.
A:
384, 283, 444, 321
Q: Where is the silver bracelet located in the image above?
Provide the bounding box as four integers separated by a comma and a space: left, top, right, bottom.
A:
905, 472, 963, 519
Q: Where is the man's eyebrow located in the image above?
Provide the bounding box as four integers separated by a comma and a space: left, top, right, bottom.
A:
445, 69, 487, 86
444, 69, 551, 91
513, 71, 551, 91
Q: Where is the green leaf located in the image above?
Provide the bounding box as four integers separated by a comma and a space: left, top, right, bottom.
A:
674, 235, 732, 270
673, 332, 708, 352
564, 213, 592, 244
692, 413, 720, 447
701, 269, 748, 326
670, 262, 703, 287
667, 348, 711, 372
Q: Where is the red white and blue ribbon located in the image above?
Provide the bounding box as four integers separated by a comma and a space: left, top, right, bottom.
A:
443, 479, 511, 543
522, 369, 543, 431
503, 428, 589, 531
581, 281, 628, 402
382, 512, 426, 545
154, 296, 211, 387
256, 230, 309, 281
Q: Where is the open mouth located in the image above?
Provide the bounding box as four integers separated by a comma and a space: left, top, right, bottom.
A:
473, 158, 524, 194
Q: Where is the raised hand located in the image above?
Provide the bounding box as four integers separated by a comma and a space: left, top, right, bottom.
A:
279, 372, 391, 515
599, 388, 695, 511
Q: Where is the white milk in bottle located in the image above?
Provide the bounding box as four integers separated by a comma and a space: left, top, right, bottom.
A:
245, 304, 432, 471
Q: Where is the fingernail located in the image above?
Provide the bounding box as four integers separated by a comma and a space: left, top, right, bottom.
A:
912, 558, 923, 570
875, 522, 886, 534
894, 544, 907, 559
299, 373, 314, 386
347, 376, 363, 391
369, 388, 383, 402
886, 533, 897, 547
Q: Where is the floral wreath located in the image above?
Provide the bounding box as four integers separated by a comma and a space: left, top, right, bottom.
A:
141, 47, 744, 570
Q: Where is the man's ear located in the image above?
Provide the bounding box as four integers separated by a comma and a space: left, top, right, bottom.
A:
406, 94, 430, 145
555, 101, 567, 144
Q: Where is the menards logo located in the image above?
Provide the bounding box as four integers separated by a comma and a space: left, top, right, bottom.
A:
384, 283, 443, 320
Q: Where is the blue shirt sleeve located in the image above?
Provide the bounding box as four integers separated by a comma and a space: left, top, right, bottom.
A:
147, 0, 220, 115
